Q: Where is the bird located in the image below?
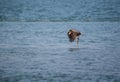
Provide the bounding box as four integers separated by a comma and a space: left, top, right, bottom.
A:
67, 29, 81, 45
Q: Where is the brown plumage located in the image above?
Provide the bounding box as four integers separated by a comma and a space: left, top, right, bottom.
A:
67, 29, 81, 44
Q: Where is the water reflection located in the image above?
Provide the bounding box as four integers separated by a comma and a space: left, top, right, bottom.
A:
68, 48, 80, 52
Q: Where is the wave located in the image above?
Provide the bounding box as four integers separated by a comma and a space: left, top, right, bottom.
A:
0, 17, 120, 22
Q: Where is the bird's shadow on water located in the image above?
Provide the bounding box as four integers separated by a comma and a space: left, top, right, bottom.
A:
68, 47, 80, 52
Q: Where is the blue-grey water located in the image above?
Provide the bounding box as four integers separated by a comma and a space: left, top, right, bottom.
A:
0, 0, 120, 22
0, 0, 120, 82
0, 22, 120, 82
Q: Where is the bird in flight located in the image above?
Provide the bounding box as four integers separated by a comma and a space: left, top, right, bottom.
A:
67, 29, 81, 46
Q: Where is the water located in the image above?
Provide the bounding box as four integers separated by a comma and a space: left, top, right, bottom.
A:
0, 0, 120, 22
0, 22, 120, 82
0, 0, 120, 82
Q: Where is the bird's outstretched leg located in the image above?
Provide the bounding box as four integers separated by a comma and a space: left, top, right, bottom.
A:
76, 36, 79, 47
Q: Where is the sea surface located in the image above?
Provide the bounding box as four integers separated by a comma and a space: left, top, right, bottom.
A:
0, 0, 120, 82
0, 22, 120, 82
0, 0, 120, 22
